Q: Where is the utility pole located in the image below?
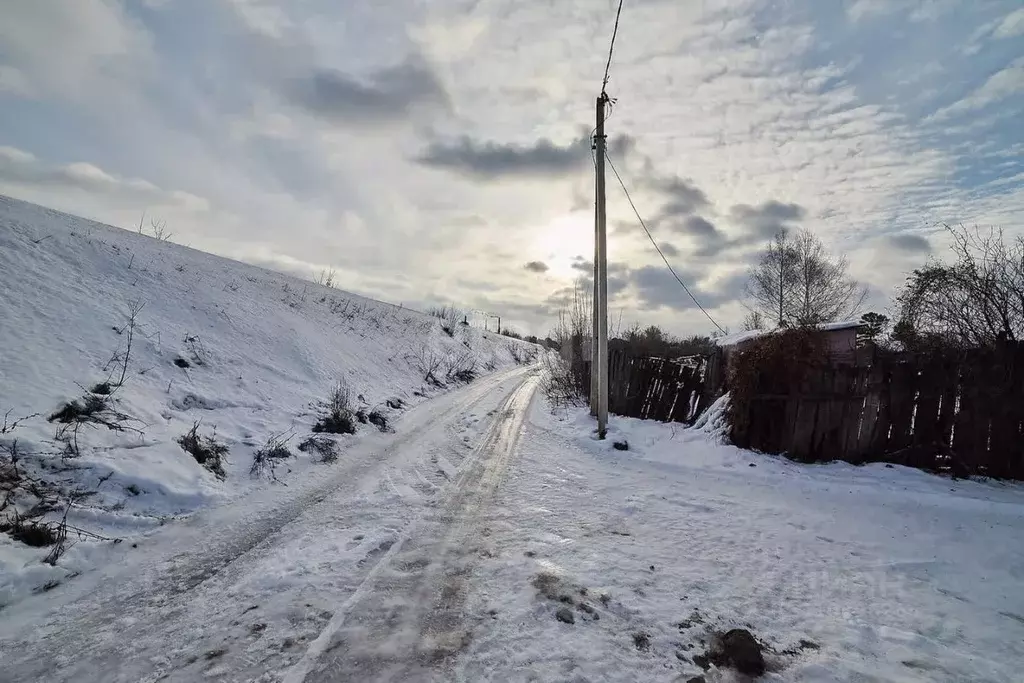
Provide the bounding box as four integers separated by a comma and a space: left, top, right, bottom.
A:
590, 138, 599, 417
594, 93, 609, 437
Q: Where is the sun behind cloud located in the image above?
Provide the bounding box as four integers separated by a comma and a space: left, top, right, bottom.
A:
531, 213, 594, 280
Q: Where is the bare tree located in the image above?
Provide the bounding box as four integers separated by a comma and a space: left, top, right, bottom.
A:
551, 277, 592, 356
745, 228, 865, 327
544, 278, 592, 404
788, 229, 866, 326
896, 224, 1024, 348
741, 310, 766, 331
744, 229, 795, 327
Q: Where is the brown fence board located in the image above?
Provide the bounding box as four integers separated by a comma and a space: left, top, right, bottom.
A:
594, 349, 720, 425
730, 341, 1024, 480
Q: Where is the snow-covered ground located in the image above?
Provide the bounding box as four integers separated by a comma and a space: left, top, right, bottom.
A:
458, 397, 1024, 682
4, 192, 1023, 683
0, 194, 537, 610
0, 366, 539, 682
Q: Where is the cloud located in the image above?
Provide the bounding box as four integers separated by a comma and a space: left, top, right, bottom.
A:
679, 215, 720, 238
845, 0, 957, 24
887, 233, 932, 253
627, 264, 735, 313
523, 260, 549, 273
931, 57, 1024, 119
659, 242, 681, 258
417, 132, 634, 181
656, 215, 734, 259
288, 57, 449, 125
730, 201, 807, 238
644, 170, 710, 218
0, 146, 208, 211
993, 8, 1024, 38
846, 0, 897, 22
570, 258, 593, 273
0, 0, 153, 100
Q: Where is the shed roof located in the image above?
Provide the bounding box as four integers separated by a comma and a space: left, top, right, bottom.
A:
715, 319, 863, 348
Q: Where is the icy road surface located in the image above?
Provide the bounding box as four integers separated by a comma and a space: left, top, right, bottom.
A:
0, 366, 538, 683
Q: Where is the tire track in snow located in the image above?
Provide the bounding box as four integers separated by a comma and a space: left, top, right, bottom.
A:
286, 375, 539, 683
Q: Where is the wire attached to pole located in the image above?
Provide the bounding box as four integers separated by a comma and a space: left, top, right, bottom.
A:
602, 0, 625, 94
605, 152, 728, 335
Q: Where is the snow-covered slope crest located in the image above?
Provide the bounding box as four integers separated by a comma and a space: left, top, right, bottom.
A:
0, 194, 537, 606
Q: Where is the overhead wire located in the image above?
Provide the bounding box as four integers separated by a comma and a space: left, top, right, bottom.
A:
595, 0, 726, 334
601, 0, 625, 94
604, 151, 728, 335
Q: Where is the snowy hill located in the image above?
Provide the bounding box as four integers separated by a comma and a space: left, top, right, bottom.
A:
0, 194, 537, 608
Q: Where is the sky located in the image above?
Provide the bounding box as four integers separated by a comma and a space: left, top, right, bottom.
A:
1, 0, 1022, 337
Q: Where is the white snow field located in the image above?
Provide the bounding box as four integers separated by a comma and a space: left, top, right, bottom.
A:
0, 194, 538, 611
2, 193, 1023, 683
458, 399, 1024, 682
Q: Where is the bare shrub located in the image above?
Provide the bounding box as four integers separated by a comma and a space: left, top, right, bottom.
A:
727, 328, 829, 447
251, 431, 293, 480
177, 421, 228, 479
543, 354, 587, 409
550, 277, 592, 360
2, 409, 39, 435
414, 346, 444, 386
313, 381, 356, 434
103, 299, 145, 390
428, 304, 464, 337
1, 415, 110, 558
41, 504, 71, 566
135, 212, 173, 242
316, 268, 337, 289
507, 342, 538, 366
150, 217, 172, 242
8, 516, 60, 547
500, 327, 524, 340
183, 334, 207, 366
297, 436, 338, 463
49, 393, 139, 459
49, 394, 110, 425
443, 349, 477, 383
507, 342, 527, 364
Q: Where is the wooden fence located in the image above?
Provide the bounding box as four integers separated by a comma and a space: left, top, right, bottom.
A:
731, 342, 1024, 479
583, 349, 723, 423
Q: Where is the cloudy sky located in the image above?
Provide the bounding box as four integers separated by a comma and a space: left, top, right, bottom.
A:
1, 0, 1022, 336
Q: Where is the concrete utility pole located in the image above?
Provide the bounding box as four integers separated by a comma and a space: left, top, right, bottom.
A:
590, 140, 599, 417
594, 94, 610, 436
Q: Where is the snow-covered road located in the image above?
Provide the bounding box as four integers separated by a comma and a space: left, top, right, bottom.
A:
0, 365, 539, 683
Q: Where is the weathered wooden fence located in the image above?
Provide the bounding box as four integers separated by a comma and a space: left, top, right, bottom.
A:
731, 342, 1024, 478
583, 349, 723, 423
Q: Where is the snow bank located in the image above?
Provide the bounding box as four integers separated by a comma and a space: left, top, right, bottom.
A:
0, 194, 537, 608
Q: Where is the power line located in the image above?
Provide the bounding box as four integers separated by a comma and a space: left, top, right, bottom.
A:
605, 151, 728, 335
601, 0, 625, 93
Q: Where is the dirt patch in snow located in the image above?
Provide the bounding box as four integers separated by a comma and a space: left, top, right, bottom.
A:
693, 628, 766, 676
